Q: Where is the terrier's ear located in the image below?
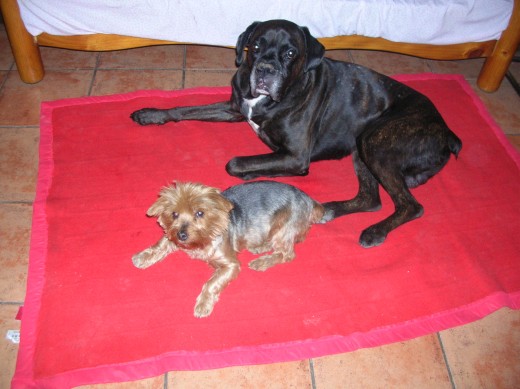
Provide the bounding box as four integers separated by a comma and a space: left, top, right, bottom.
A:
217, 196, 234, 214
147, 183, 179, 217
235, 21, 260, 66
207, 188, 234, 214
147, 197, 169, 217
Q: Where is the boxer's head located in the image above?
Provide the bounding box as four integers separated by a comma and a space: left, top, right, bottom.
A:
235, 20, 325, 102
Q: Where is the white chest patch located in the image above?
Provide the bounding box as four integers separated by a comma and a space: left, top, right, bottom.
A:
242, 95, 267, 134
247, 119, 260, 134
244, 95, 266, 118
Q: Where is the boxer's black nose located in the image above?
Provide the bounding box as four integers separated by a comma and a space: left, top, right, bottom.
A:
256, 62, 276, 75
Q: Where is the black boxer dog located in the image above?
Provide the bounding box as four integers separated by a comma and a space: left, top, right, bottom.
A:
131, 19, 462, 248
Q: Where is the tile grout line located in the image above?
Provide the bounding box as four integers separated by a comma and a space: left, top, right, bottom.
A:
426, 59, 434, 73
163, 372, 168, 388
309, 359, 317, 389
0, 60, 14, 92
87, 53, 101, 97
42, 66, 235, 72
0, 125, 39, 129
91, 66, 185, 71
181, 45, 187, 89
436, 332, 457, 389
506, 70, 520, 97
347, 50, 354, 63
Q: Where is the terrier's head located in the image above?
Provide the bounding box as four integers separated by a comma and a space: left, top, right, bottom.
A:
147, 182, 234, 250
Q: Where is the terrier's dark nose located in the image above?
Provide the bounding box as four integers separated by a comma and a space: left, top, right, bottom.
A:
177, 230, 188, 241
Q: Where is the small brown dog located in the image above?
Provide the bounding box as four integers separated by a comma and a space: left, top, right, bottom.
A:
132, 180, 326, 317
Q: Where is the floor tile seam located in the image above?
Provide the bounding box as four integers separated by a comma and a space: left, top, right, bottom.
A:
0, 61, 14, 91
503, 129, 520, 136
0, 200, 34, 205
0, 60, 15, 70
181, 45, 187, 89
309, 358, 317, 389
506, 71, 520, 97
94, 67, 185, 71
184, 68, 237, 72
436, 332, 457, 389
425, 60, 435, 73
41, 66, 100, 71
0, 125, 39, 129
13, 68, 93, 74
0, 301, 24, 306
87, 53, 101, 97
87, 66, 236, 73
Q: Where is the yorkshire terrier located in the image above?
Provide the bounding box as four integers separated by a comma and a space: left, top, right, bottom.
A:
132, 180, 326, 318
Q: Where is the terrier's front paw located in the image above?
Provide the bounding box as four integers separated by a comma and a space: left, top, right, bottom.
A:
194, 294, 217, 318
132, 249, 157, 269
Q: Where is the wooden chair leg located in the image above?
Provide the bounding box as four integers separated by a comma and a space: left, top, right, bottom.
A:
0, 0, 44, 83
477, 0, 520, 92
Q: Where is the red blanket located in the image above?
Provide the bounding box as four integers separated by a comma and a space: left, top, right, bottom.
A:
12, 75, 520, 389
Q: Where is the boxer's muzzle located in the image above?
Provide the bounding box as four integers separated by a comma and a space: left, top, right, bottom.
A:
250, 61, 283, 102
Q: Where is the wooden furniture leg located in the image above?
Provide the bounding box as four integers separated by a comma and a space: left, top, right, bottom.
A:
0, 0, 44, 83
477, 0, 520, 92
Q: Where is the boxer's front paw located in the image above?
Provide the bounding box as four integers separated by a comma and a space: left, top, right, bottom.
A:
131, 108, 170, 125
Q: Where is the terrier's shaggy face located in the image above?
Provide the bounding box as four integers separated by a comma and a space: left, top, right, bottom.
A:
147, 183, 234, 252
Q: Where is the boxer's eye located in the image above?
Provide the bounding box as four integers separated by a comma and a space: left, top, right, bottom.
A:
286, 49, 297, 60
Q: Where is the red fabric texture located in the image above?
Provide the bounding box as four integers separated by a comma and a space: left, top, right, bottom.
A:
12, 75, 520, 388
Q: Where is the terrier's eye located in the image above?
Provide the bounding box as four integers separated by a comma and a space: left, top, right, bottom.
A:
252, 43, 260, 53
195, 211, 204, 218
172, 212, 179, 219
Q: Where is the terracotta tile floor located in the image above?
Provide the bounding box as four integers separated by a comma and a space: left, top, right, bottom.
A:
1, 23, 520, 389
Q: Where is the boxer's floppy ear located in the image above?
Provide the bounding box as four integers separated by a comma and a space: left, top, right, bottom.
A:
235, 22, 260, 66
301, 26, 325, 72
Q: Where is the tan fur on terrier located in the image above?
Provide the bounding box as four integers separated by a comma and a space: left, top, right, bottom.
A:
133, 181, 326, 317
